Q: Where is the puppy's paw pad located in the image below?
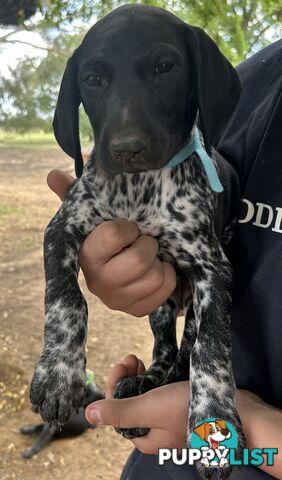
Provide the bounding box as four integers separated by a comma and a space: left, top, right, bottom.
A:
115, 426, 149, 439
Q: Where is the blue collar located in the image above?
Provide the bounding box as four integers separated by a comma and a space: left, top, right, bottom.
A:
164, 127, 223, 193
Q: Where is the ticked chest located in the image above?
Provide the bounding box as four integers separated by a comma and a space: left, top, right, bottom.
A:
63, 157, 215, 269
92, 167, 199, 238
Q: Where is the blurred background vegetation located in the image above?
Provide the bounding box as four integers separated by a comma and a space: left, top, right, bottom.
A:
0, 0, 281, 138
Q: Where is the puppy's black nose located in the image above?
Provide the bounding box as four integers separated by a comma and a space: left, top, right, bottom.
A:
110, 137, 145, 162
221, 428, 229, 436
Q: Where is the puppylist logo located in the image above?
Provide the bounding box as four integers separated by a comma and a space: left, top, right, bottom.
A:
159, 418, 278, 468
191, 418, 236, 468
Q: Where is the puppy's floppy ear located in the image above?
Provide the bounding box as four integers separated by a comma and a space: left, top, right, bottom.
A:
185, 26, 241, 154
193, 422, 207, 440
53, 53, 83, 177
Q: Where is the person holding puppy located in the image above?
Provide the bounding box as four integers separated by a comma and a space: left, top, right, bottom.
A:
48, 40, 282, 479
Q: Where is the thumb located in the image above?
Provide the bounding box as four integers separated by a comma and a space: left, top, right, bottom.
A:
85, 383, 187, 431
47, 169, 75, 201
85, 395, 157, 430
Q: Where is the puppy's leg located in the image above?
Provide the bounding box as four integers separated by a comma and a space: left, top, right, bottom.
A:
188, 252, 245, 480
165, 298, 197, 383
21, 423, 57, 458
20, 424, 45, 435
30, 182, 100, 426
113, 295, 179, 439
30, 221, 87, 425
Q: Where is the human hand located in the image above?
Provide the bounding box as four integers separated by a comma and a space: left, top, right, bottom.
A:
87, 355, 282, 478
85, 353, 189, 454
47, 169, 176, 316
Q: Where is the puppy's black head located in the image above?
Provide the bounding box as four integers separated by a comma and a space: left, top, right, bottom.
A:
53, 4, 241, 177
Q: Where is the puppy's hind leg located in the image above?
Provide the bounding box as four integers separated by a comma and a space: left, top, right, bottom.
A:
113, 295, 179, 439
20, 424, 45, 435
188, 254, 245, 480
21, 423, 57, 459
165, 293, 197, 384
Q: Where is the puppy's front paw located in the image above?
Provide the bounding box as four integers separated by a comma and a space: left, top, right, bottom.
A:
30, 357, 86, 426
113, 375, 155, 439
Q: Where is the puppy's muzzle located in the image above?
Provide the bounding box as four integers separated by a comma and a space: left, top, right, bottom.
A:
110, 136, 146, 169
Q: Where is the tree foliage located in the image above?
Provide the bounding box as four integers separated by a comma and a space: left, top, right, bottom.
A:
1, 0, 281, 59
0, 29, 92, 136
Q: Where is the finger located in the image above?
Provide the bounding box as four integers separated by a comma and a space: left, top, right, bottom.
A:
121, 353, 140, 374
79, 219, 139, 269
131, 428, 186, 454
47, 169, 75, 201
106, 363, 128, 399
97, 261, 176, 316
106, 355, 146, 398
98, 258, 165, 309
137, 358, 146, 374
106, 354, 140, 398
114, 258, 166, 300
98, 235, 158, 287
85, 382, 189, 430
126, 262, 176, 317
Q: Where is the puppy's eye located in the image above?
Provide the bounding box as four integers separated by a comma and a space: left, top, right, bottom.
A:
85, 74, 102, 87
209, 428, 214, 433
155, 61, 174, 75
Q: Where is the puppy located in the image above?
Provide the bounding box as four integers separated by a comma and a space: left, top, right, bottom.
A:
30, 5, 245, 478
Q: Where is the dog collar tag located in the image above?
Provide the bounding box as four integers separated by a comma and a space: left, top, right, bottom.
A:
165, 127, 224, 193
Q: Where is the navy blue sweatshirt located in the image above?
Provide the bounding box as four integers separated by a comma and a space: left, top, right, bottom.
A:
217, 40, 282, 411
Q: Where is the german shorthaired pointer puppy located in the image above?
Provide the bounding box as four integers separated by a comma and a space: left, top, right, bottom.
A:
30, 5, 245, 478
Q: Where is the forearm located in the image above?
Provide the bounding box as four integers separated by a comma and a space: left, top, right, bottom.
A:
236, 390, 282, 478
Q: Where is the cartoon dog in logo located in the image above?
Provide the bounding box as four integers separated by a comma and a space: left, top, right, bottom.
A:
193, 419, 231, 467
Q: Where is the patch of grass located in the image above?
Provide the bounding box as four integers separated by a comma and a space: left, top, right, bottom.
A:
0, 130, 92, 150
0, 203, 18, 218
0, 130, 57, 150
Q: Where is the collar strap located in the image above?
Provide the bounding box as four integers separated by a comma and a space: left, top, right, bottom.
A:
164, 127, 223, 193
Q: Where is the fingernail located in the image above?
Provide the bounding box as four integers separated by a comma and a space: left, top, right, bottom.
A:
87, 406, 103, 424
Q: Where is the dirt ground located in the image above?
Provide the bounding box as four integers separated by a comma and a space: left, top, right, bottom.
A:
0, 145, 157, 480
